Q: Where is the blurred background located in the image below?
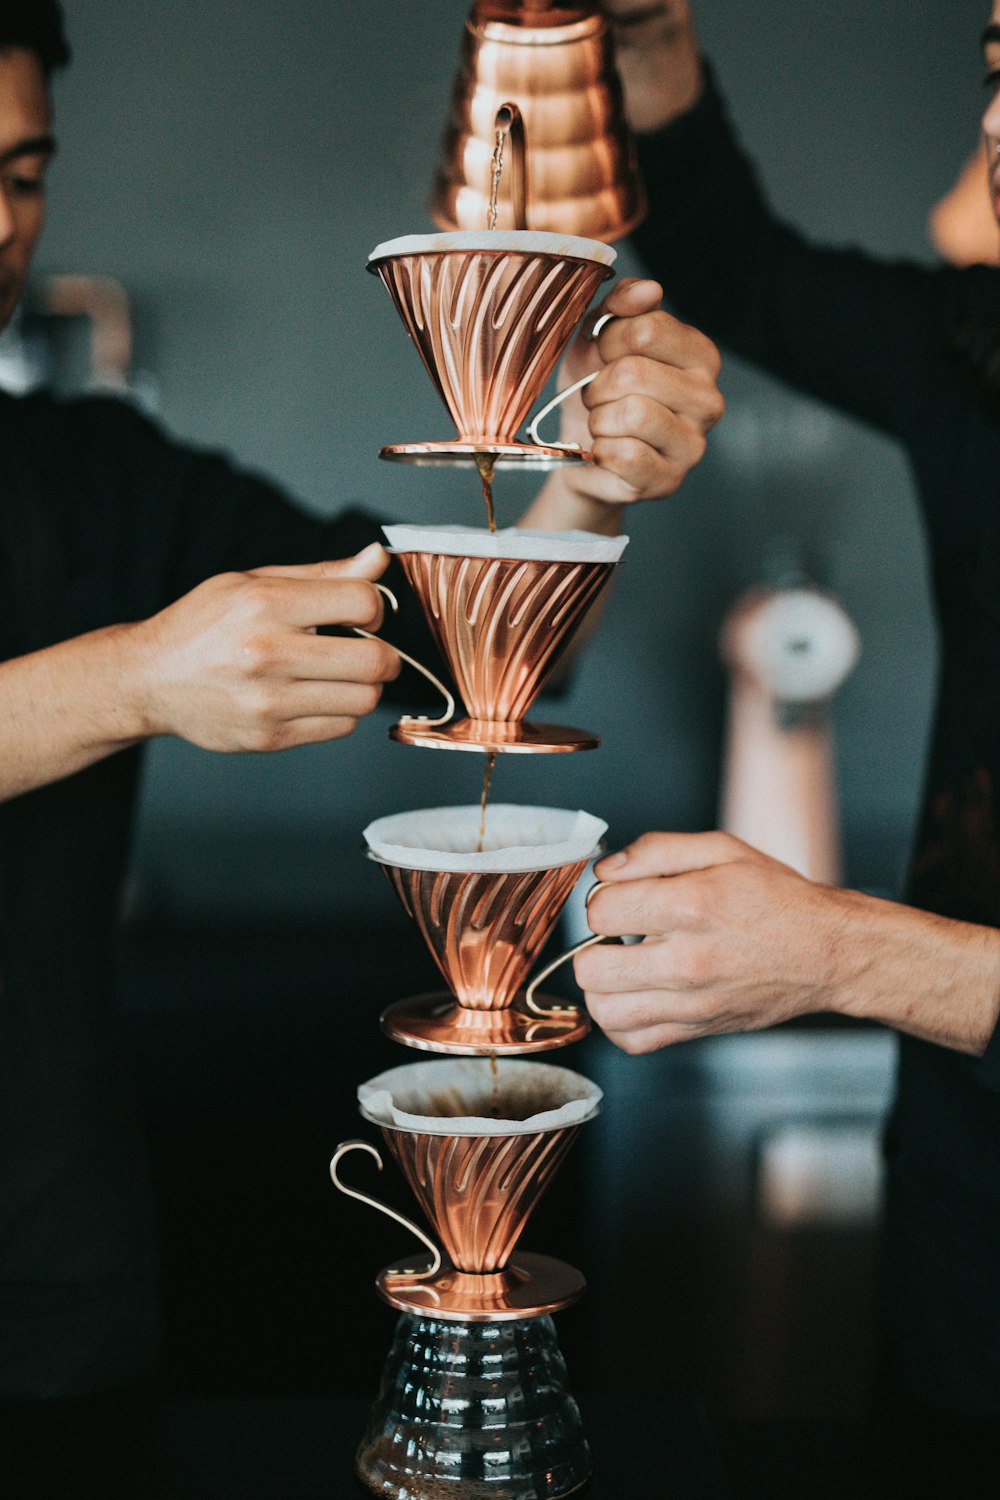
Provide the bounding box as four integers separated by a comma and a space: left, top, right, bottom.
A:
7, 0, 992, 1488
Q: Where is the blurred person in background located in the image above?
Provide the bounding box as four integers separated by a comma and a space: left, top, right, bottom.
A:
577, 3, 1000, 1490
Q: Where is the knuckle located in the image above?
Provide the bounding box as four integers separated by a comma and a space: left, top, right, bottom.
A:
239, 633, 278, 677
624, 314, 658, 354
239, 578, 277, 620
208, 569, 245, 596
621, 392, 652, 431
610, 353, 647, 393
248, 684, 282, 721
675, 945, 714, 989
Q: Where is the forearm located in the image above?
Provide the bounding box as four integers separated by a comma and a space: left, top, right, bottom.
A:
0, 625, 148, 801
831, 888, 1000, 1058
517, 471, 623, 537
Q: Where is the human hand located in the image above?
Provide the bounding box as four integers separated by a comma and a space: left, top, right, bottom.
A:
129, 542, 401, 751
553, 277, 723, 508
600, 1, 702, 132
574, 831, 870, 1053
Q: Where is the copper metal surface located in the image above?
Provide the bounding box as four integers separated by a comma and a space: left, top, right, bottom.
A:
430, 3, 645, 241
396, 550, 613, 729
376, 1250, 585, 1322
390, 716, 599, 754
368, 241, 610, 458
380, 991, 589, 1055
381, 1120, 581, 1274
378, 438, 588, 468
379, 856, 588, 1013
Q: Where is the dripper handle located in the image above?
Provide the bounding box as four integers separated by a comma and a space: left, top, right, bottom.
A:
524, 878, 620, 1017
524, 313, 615, 452
354, 583, 456, 729
330, 1139, 443, 1279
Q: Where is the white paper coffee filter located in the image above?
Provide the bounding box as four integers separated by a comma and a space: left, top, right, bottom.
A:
358, 1058, 604, 1137
364, 804, 606, 873
368, 230, 617, 270
383, 524, 628, 565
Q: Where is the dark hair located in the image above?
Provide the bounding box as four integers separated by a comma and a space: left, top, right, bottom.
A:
0, 2, 71, 78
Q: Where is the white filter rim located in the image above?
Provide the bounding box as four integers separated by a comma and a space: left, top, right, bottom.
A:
364, 804, 607, 873
358, 1058, 604, 1136
368, 230, 617, 269
383, 524, 628, 565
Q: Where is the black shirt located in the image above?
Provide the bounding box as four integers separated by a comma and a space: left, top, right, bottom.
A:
0, 389, 421, 1393
632, 77, 1000, 1413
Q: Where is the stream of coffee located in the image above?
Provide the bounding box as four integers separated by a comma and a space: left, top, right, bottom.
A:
488, 123, 507, 233
475, 751, 498, 854
490, 1054, 500, 1118
474, 452, 497, 533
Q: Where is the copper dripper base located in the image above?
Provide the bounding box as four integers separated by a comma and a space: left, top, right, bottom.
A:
380, 992, 589, 1056
390, 717, 599, 754
377, 1250, 585, 1323
379, 439, 592, 470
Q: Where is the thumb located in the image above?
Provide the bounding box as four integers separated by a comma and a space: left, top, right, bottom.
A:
251, 543, 391, 582
322, 542, 391, 580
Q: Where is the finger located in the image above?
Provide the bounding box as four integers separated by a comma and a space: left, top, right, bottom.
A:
275, 679, 387, 721
573, 936, 684, 995
585, 875, 707, 938
588, 398, 708, 473
583, 276, 664, 337
594, 831, 752, 884
600, 1019, 705, 1055
286, 633, 402, 684
583, 986, 711, 1034
241, 576, 386, 631
559, 278, 665, 386
259, 714, 364, 750
250, 543, 390, 582
597, 307, 722, 379
584, 355, 725, 432
589, 434, 694, 499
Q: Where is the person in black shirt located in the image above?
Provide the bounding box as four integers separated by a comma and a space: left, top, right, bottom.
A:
573, 0, 1000, 1487
0, 4, 724, 1399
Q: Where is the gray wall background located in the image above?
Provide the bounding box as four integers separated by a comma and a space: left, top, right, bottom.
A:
39, 0, 989, 918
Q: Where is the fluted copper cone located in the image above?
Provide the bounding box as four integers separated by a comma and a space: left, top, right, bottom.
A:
369, 239, 610, 445
397, 550, 612, 724
431, 3, 646, 241
382, 1121, 579, 1274
382, 857, 586, 1012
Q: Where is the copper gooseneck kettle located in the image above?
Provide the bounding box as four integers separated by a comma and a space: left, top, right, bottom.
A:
430, 0, 646, 241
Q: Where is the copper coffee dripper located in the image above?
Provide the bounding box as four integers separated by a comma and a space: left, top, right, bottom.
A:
364, 804, 605, 1054
431, 1, 646, 242
368, 230, 614, 467
389, 546, 615, 753
333, 1058, 602, 1497
331, 1058, 602, 1319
